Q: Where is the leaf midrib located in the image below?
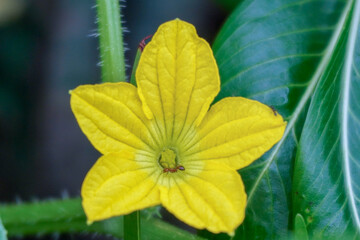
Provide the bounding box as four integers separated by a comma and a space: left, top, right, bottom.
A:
247, 0, 354, 203
341, 0, 360, 229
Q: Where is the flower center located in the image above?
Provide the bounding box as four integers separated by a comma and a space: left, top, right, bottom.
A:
158, 149, 177, 169
158, 148, 185, 173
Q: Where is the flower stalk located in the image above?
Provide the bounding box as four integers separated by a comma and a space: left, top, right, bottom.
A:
123, 37, 145, 240
124, 211, 141, 240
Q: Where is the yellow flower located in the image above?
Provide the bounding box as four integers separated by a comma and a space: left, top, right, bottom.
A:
70, 19, 286, 234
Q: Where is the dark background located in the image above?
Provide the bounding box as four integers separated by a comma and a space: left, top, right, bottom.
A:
0, 0, 226, 238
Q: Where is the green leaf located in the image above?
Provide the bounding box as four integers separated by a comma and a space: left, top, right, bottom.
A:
294, 214, 308, 240
211, 0, 243, 12
0, 218, 7, 240
212, 0, 350, 238
292, 0, 360, 238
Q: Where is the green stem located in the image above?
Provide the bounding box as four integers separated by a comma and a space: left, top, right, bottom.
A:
130, 49, 142, 86
123, 36, 148, 240
130, 35, 152, 86
0, 198, 204, 240
124, 211, 141, 240
96, 0, 126, 83
0, 198, 122, 237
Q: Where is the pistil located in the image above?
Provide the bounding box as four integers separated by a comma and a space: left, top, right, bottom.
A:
158, 149, 185, 173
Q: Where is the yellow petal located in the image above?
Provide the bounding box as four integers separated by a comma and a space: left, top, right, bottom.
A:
158, 160, 246, 234
82, 152, 161, 222
70, 82, 161, 154
185, 97, 286, 170
136, 19, 220, 143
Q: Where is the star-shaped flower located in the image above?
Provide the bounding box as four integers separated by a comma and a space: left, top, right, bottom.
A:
70, 19, 286, 234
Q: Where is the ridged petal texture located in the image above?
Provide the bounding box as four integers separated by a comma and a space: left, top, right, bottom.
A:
136, 19, 220, 146
185, 97, 286, 170
158, 160, 246, 234
70, 82, 160, 154
82, 152, 161, 222
70, 19, 286, 234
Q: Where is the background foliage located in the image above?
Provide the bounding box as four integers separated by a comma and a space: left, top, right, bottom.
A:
1, 0, 360, 239
213, 0, 360, 239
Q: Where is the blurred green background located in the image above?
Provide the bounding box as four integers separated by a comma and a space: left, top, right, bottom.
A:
0, 0, 226, 233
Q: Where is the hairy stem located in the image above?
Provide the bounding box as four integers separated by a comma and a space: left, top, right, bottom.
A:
0, 198, 204, 240
96, 0, 126, 83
